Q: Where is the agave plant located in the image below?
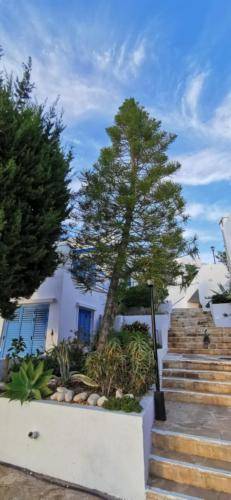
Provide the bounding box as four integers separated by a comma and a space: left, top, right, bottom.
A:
3, 360, 53, 404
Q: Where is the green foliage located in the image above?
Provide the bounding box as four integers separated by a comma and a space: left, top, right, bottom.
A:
70, 98, 197, 344
216, 251, 227, 266
120, 285, 151, 309
124, 332, 155, 395
0, 54, 72, 319
3, 359, 53, 403
180, 264, 199, 290
7, 336, 26, 359
46, 337, 86, 383
103, 396, 142, 413
85, 338, 124, 396
85, 332, 155, 396
210, 284, 231, 304
123, 321, 149, 335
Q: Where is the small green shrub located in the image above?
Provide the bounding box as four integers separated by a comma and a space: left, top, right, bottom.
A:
120, 285, 151, 308
210, 284, 231, 304
103, 396, 142, 413
85, 338, 125, 396
125, 334, 155, 395
45, 337, 86, 382
7, 336, 26, 359
3, 360, 53, 403
123, 321, 149, 335
85, 331, 155, 397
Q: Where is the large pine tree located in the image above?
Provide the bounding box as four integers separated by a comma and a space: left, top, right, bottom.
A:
0, 55, 72, 318
71, 98, 195, 348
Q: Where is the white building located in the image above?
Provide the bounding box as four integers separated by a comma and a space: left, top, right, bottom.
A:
167, 259, 229, 310
0, 249, 107, 358
220, 215, 231, 273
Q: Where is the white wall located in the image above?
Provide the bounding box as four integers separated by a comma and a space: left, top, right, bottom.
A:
167, 262, 229, 310
0, 394, 154, 500
220, 215, 231, 273
0, 265, 107, 353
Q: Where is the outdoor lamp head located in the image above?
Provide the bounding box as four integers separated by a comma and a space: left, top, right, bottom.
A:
147, 279, 154, 287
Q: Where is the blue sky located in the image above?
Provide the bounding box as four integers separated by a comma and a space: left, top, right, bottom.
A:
1, 0, 231, 261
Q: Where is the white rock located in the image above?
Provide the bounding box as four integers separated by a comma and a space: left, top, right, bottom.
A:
97, 396, 108, 407
87, 393, 100, 406
57, 386, 68, 393
115, 389, 123, 399
56, 392, 65, 402
124, 393, 134, 399
65, 390, 74, 403
50, 392, 58, 401
73, 391, 88, 403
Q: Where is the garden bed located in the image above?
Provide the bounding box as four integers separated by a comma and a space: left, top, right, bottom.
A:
0, 390, 154, 500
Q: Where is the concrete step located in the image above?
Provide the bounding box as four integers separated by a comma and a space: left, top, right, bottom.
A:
152, 429, 231, 462
146, 477, 230, 499
150, 449, 231, 493
149, 449, 231, 493
164, 389, 231, 406
168, 335, 231, 341
162, 377, 231, 394
168, 348, 231, 355
168, 341, 231, 347
163, 359, 231, 372
162, 369, 231, 382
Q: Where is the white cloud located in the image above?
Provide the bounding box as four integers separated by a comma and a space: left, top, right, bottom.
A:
184, 228, 221, 243
93, 38, 146, 82
0, 6, 147, 123
187, 202, 231, 222
174, 148, 231, 185
182, 72, 206, 124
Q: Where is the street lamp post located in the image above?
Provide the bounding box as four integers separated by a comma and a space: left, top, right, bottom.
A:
147, 280, 166, 421
211, 246, 216, 264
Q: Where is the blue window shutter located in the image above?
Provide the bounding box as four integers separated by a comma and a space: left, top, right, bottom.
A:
1, 308, 22, 358
1, 304, 49, 358
31, 305, 49, 354
20, 305, 36, 355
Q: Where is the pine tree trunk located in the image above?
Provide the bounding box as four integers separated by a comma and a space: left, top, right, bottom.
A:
97, 271, 120, 351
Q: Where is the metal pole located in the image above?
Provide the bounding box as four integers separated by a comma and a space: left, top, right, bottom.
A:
211, 246, 216, 264
148, 281, 166, 421
150, 284, 160, 391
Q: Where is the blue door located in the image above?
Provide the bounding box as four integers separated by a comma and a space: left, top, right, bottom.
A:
78, 308, 92, 344
1, 304, 49, 358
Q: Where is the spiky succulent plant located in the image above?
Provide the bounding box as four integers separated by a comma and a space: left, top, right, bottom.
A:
3, 359, 53, 404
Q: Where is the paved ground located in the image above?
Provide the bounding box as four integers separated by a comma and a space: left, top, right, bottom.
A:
0, 464, 101, 500
155, 399, 231, 440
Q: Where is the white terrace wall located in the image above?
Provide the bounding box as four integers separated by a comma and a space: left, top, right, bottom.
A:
0, 393, 154, 500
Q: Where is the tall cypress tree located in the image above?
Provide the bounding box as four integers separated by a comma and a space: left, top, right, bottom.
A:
71, 98, 196, 348
0, 55, 72, 318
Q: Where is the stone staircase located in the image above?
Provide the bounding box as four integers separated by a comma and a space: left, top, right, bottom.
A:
168, 308, 231, 356
146, 307, 231, 499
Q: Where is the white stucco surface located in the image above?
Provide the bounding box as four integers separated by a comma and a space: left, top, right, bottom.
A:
220, 215, 231, 273
0, 394, 154, 500
167, 262, 229, 310
211, 303, 231, 327
0, 264, 107, 354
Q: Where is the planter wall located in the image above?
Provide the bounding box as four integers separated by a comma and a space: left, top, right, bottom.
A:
211, 303, 231, 327
0, 392, 154, 500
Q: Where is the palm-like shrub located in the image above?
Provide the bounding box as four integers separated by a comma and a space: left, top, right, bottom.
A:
125, 333, 155, 395
3, 360, 53, 403
85, 338, 125, 396
85, 332, 155, 397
